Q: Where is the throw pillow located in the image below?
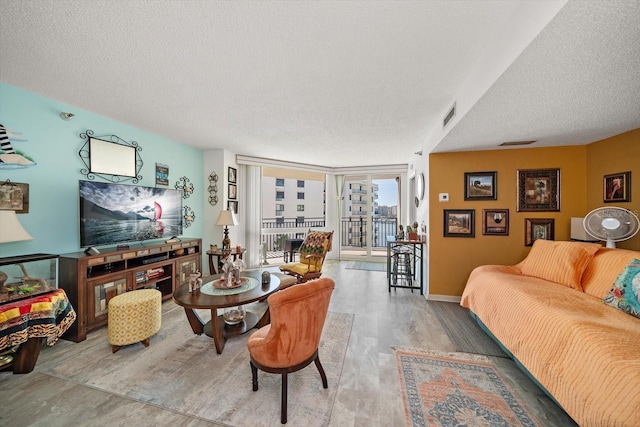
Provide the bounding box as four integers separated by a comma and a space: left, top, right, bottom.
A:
603, 259, 640, 319
519, 239, 601, 290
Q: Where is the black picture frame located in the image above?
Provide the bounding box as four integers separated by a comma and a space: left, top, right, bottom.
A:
517, 168, 560, 212
525, 218, 555, 246
228, 200, 238, 214
603, 171, 631, 203
228, 183, 237, 200
228, 167, 237, 184
444, 209, 475, 237
464, 171, 497, 200
483, 209, 509, 236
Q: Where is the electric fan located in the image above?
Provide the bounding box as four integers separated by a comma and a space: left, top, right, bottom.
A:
583, 207, 640, 248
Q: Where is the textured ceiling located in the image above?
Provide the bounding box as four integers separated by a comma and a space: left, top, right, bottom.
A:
1, 1, 639, 168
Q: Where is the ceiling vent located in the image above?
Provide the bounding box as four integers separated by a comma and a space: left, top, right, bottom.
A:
499, 140, 537, 147
443, 103, 456, 128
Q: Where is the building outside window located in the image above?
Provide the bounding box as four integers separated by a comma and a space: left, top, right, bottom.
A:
297, 180, 305, 188
276, 204, 284, 216
297, 204, 304, 211
276, 191, 284, 201
276, 178, 285, 187
297, 192, 305, 199
296, 216, 305, 224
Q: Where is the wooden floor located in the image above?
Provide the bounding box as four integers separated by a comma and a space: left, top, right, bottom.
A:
0, 260, 577, 426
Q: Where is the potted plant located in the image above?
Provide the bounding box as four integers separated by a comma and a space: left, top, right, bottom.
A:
407, 224, 419, 241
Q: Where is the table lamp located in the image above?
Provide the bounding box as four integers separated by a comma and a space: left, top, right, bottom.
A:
0, 210, 33, 243
216, 210, 238, 252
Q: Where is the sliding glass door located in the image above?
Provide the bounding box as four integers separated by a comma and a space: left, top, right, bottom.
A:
340, 174, 399, 261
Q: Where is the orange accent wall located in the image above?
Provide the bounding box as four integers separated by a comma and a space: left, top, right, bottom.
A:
585, 129, 640, 250
428, 129, 639, 297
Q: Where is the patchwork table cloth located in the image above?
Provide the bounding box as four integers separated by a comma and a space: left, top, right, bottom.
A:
0, 288, 76, 349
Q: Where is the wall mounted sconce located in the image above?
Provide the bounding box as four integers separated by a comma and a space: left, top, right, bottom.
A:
183, 206, 195, 228
175, 176, 194, 199
60, 112, 75, 121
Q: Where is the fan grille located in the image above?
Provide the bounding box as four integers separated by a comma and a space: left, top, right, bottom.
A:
583, 207, 640, 242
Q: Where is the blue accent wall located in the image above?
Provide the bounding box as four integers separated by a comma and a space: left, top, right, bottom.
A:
0, 83, 204, 257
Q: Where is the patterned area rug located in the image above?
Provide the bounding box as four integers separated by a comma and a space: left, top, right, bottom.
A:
345, 261, 387, 272
39, 303, 353, 426
395, 348, 541, 427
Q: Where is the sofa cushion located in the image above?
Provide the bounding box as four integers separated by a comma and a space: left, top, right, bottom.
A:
603, 259, 640, 319
519, 239, 601, 290
582, 247, 640, 298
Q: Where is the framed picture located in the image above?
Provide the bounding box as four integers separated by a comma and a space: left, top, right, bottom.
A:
155, 163, 169, 186
444, 209, 475, 237
228, 167, 237, 184
525, 218, 555, 246
517, 168, 560, 211
464, 171, 497, 200
603, 171, 631, 203
483, 209, 509, 236
0, 181, 29, 213
228, 183, 237, 200
228, 200, 238, 214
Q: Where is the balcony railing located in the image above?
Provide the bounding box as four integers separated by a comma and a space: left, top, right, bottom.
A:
261, 216, 397, 252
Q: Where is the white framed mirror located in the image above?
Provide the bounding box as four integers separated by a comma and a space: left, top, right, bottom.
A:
416, 172, 425, 201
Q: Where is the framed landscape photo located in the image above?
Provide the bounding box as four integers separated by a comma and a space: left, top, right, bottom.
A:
464, 171, 497, 200
525, 218, 555, 246
483, 209, 509, 236
603, 171, 630, 203
517, 168, 560, 212
444, 209, 475, 238
228, 167, 237, 184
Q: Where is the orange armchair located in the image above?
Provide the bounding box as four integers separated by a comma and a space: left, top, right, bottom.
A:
247, 277, 335, 424
279, 230, 333, 283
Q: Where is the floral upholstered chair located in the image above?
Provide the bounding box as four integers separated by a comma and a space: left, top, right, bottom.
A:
279, 230, 333, 283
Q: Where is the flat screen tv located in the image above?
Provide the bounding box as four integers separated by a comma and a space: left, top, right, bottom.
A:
79, 180, 183, 248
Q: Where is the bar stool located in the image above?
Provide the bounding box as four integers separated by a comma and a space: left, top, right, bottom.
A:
392, 245, 413, 286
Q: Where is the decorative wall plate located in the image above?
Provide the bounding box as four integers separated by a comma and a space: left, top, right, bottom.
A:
208, 172, 218, 205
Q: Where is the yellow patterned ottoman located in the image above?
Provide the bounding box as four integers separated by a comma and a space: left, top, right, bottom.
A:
107, 289, 161, 353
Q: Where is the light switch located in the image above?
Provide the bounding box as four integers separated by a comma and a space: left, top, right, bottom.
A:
439, 193, 449, 202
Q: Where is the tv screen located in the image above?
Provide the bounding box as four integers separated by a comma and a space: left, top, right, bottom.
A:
79, 180, 183, 248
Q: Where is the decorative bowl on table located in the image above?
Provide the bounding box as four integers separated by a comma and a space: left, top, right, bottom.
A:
223, 306, 246, 325
213, 277, 248, 289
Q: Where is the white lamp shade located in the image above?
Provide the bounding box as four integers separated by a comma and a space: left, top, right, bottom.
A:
571, 217, 598, 242
0, 210, 33, 243
216, 210, 238, 227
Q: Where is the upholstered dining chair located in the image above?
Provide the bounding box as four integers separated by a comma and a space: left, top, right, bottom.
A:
247, 277, 335, 424
279, 230, 333, 283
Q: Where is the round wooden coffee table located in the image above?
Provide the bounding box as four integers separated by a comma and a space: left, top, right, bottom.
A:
173, 271, 280, 354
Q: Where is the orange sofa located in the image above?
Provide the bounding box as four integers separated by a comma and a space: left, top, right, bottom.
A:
461, 239, 640, 427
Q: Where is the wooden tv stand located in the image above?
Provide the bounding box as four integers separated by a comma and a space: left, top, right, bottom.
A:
59, 238, 201, 342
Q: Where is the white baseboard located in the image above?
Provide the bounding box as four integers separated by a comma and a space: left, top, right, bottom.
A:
425, 294, 461, 303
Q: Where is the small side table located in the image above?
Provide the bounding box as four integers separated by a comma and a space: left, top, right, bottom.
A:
207, 248, 246, 275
